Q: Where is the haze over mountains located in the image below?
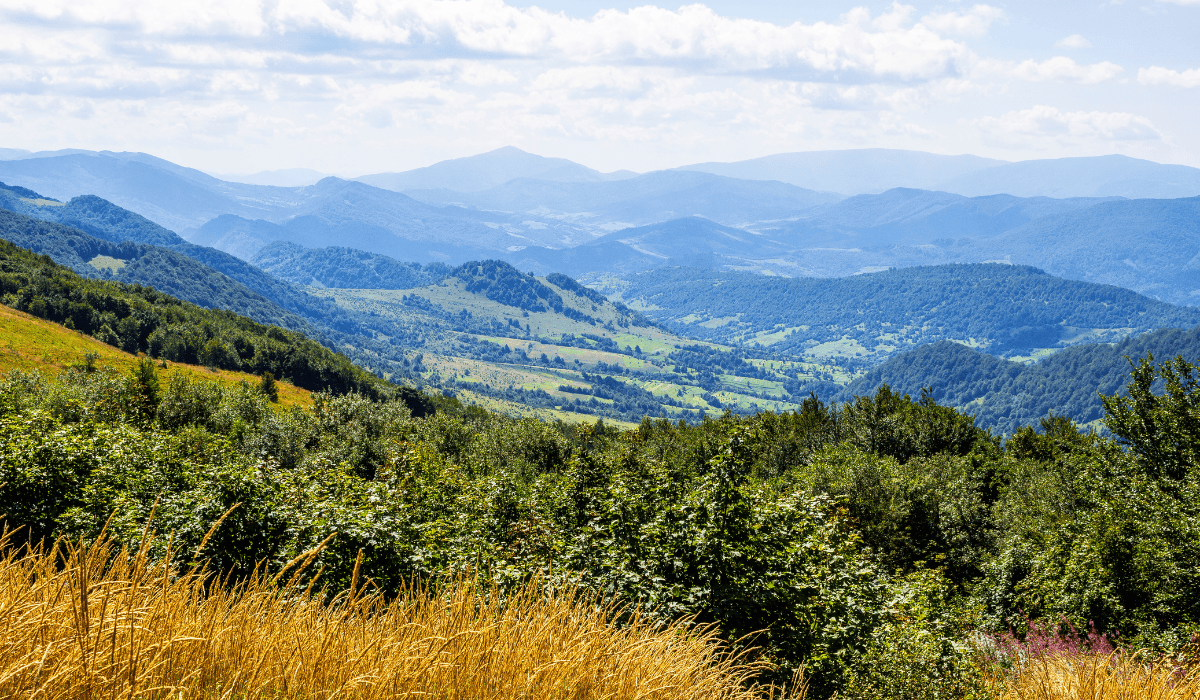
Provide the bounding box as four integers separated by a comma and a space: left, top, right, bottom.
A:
7, 164, 1200, 432
2, 144, 1200, 308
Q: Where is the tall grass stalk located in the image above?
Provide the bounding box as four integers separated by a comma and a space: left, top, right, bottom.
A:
0, 529, 797, 700
997, 652, 1200, 700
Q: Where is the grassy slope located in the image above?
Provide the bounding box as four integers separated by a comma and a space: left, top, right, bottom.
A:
316, 275, 819, 419
0, 305, 312, 407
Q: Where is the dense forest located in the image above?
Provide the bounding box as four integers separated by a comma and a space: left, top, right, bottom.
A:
611, 264, 1200, 357
837, 327, 1200, 434
5, 342, 1200, 698
252, 241, 451, 289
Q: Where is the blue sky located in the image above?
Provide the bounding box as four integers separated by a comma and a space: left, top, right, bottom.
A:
0, 0, 1196, 176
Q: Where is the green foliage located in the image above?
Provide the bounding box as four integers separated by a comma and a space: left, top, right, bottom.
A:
452, 259, 565, 313
259, 371, 279, 402
979, 356, 1200, 651
252, 241, 449, 289
841, 569, 991, 700
0, 237, 396, 400
1103, 354, 1200, 481
615, 264, 1200, 358
8, 347, 1200, 697
845, 328, 1200, 435
130, 356, 160, 416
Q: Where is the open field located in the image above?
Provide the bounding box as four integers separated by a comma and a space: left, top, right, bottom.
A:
0, 305, 312, 407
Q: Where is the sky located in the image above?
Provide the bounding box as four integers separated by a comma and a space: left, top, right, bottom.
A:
0, 0, 1197, 176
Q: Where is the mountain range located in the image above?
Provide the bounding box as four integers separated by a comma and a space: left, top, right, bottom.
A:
8, 171, 1200, 432
1, 148, 1199, 305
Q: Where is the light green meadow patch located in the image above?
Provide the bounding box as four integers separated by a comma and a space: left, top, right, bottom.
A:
87, 255, 126, 273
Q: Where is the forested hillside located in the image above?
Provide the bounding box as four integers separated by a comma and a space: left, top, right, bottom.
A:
605, 264, 1200, 361
0, 208, 314, 331
0, 238, 394, 399
839, 326, 1200, 433
313, 260, 821, 423
252, 241, 450, 289
0, 189, 364, 332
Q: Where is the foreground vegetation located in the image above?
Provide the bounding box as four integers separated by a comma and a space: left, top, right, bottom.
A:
0, 531, 786, 700
5, 339, 1200, 697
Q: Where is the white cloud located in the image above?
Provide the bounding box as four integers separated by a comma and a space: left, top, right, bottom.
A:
0, 0, 1181, 173
921, 5, 1005, 37
977, 105, 1161, 145
979, 56, 1123, 83
1139, 65, 1200, 87
0, 0, 976, 84
1055, 34, 1091, 49
1156, 0, 1200, 5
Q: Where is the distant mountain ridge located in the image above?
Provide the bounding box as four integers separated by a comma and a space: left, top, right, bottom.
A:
677, 149, 1200, 199
403, 170, 841, 230
356, 146, 637, 192
677, 149, 1005, 195
4, 146, 1200, 304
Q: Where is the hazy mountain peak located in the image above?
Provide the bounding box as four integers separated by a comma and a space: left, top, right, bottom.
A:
677, 148, 1007, 195
354, 146, 636, 193
936, 154, 1200, 199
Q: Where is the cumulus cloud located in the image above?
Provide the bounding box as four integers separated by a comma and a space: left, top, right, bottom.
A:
978, 56, 1123, 83
1055, 34, 1091, 49
1139, 65, 1200, 87
0, 0, 1162, 172
921, 4, 1005, 37
0, 0, 980, 84
977, 105, 1161, 145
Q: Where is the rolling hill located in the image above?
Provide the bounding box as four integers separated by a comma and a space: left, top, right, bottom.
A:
598, 264, 1200, 363
251, 242, 450, 289
0, 303, 313, 408
356, 146, 636, 192
0, 237, 395, 399
836, 327, 1200, 435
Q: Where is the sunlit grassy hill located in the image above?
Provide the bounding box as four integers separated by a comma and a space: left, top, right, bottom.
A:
312, 260, 837, 422
0, 303, 312, 407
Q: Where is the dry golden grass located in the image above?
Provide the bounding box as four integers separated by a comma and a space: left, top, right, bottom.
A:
0, 527, 799, 700
997, 653, 1200, 700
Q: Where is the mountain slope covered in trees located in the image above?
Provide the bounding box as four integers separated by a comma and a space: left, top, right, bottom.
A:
252, 241, 450, 289
0, 208, 314, 332
837, 326, 1200, 434
0, 238, 395, 399
0, 189, 364, 332
602, 264, 1200, 362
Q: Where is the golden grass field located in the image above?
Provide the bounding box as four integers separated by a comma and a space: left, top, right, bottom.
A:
994, 654, 1200, 700
0, 304, 312, 407
0, 526, 798, 700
